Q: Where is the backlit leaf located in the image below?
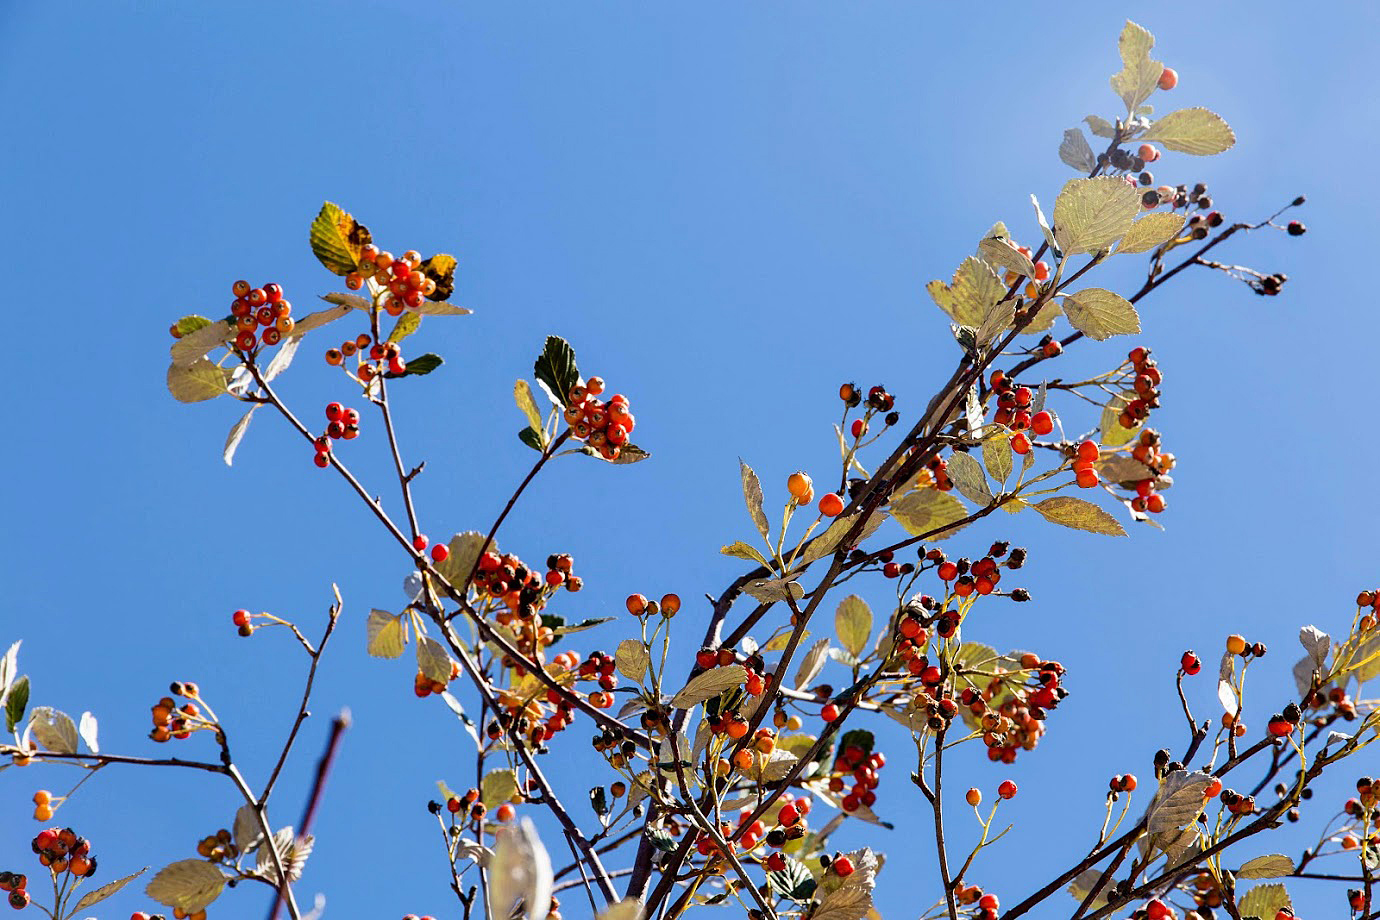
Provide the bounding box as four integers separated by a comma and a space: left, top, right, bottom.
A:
743, 576, 804, 604
1099, 389, 1140, 447
290, 302, 353, 336
978, 237, 1034, 279
413, 300, 472, 316
482, 768, 521, 808
397, 353, 442, 376
170, 319, 234, 367
1116, 213, 1184, 254
1031, 194, 1061, 258
891, 489, 969, 540
78, 711, 98, 753
1238, 883, 1290, 919
1109, 20, 1162, 114
800, 508, 886, 564
309, 202, 372, 276
514, 380, 544, 436
145, 858, 227, 911
1145, 770, 1211, 834
1236, 853, 1295, 879
1059, 128, 1096, 172
75, 867, 147, 910
255, 827, 312, 883
416, 636, 452, 684
262, 334, 300, 381
1140, 107, 1236, 155
1067, 868, 1112, 909
1063, 288, 1141, 340
672, 665, 746, 709
167, 358, 231, 403
615, 639, 650, 682
533, 336, 580, 408
982, 429, 1013, 484
740, 460, 771, 541
434, 532, 491, 589
795, 639, 832, 689
1053, 177, 1141, 256
5, 676, 28, 733
946, 451, 993, 505
835, 596, 873, 659
28, 707, 78, 754
927, 257, 1005, 327
420, 253, 458, 301
721, 541, 771, 568
1084, 115, 1116, 138
388, 311, 422, 343
233, 804, 263, 855
596, 900, 645, 920
223, 405, 258, 467
366, 610, 408, 659
1031, 496, 1126, 536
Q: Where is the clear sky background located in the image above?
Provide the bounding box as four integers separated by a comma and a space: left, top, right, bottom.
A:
3, 3, 1378, 918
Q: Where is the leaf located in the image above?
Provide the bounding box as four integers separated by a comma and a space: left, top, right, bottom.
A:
1146, 770, 1212, 834
514, 380, 544, 436
291, 302, 353, 337
1099, 389, 1141, 447
75, 867, 147, 910
835, 597, 873, 659
1300, 625, 1331, 670
420, 253, 458, 301
28, 707, 78, 754
766, 856, 817, 902
891, 489, 969, 540
1052, 177, 1141, 256
1236, 854, 1296, 879
1059, 128, 1096, 172
416, 636, 452, 684
233, 804, 264, 855
1218, 658, 1239, 717
1031, 496, 1127, 536
1063, 288, 1141, 340
740, 460, 771, 542
366, 610, 408, 659
672, 665, 746, 708
1067, 868, 1113, 908
615, 639, 650, 682
0, 641, 17, 701
1238, 883, 1291, 920
145, 858, 228, 911
1140, 107, 1236, 155
388, 311, 422, 343
434, 531, 491, 589
1116, 213, 1185, 254
482, 768, 521, 809
78, 711, 98, 753
167, 358, 231, 403
795, 639, 832, 689
262, 334, 301, 381
945, 451, 992, 505
399, 353, 443, 376
1031, 194, 1061, 259
604, 443, 649, 464
721, 541, 771, 568
596, 899, 646, 920
1097, 453, 1155, 485
801, 508, 886, 564
812, 847, 878, 920
1085, 115, 1116, 138
982, 429, 1013, 485
927, 257, 1005, 327
490, 818, 553, 920
519, 427, 544, 451
743, 577, 804, 604
1109, 20, 1162, 114
533, 336, 580, 408
170, 319, 234, 367
308, 202, 372, 276
978, 237, 1034, 279
223, 405, 259, 467
413, 300, 472, 317
976, 297, 1015, 350
255, 827, 313, 883
171, 315, 212, 337
5, 676, 28, 733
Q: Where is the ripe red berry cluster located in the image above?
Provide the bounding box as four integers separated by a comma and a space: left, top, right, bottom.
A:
563, 378, 634, 461
474, 550, 583, 633
838, 383, 901, 433
345, 246, 438, 315
935, 548, 1010, 599
955, 885, 1001, 920
1118, 346, 1163, 430
194, 827, 237, 862
962, 655, 1064, 764
1344, 777, 1380, 824
323, 332, 375, 369
694, 648, 769, 698
312, 402, 361, 467
1072, 439, 1101, 489
575, 650, 620, 710
1266, 702, 1303, 738
0, 870, 29, 909
229, 280, 295, 351
826, 740, 886, 813
1125, 432, 1174, 514
30, 825, 96, 879
149, 682, 205, 743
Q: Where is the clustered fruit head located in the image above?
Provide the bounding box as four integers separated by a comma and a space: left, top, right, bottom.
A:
225, 279, 295, 352
627, 592, 681, 619
1119, 346, 1164, 430
825, 736, 887, 813
964, 655, 1064, 764
413, 657, 463, 699
149, 682, 210, 743
1072, 438, 1101, 489
194, 827, 238, 863
346, 246, 437, 315
312, 401, 362, 467
26, 825, 96, 883
988, 370, 1039, 433
563, 377, 633, 461
1126, 428, 1174, 514
0, 870, 28, 909
956, 883, 1002, 920
472, 550, 583, 651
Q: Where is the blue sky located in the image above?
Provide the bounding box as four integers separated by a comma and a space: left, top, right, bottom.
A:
3, 3, 1378, 918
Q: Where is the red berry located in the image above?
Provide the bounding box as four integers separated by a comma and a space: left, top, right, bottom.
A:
851, 418, 867, 439
263, 282, 283, 303
413, 534, 429, 551
326, 402, 343, 421
313, 453, 329, 468
1076, 440, 1099, 463
821, 703, 841, 722
832, 856, 854, 877
1030, 411, 1053, 436
818, 493, 845, 517
232, 609, 249, 627
1157, 67, 1178, 90
1180, 651, 1201, 675
997, 780, 1017, 800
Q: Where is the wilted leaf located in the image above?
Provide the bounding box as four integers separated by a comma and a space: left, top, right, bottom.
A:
420, 253, 458, 301
1052, 177, 1141, 256
835, 597, 873, 659
145, 858, 227, 911
366, 610, 408, 659
615, 639, 650, 682
1146, 771, 1211, 834
78, 711, 98, 753
672, 665, 746, 708
534, 336, 580, 408
1140, 107, 1236, 155
416, 636, 452, 684
1109, 20, 1162, 114
262, 334, 300, 381
891, 489, 969, 540
740, 460, 771, 542
413, 300, 472, 317
223, 405, 259, 467
1063, 288, 1141, 340
976, 296, 1015, 350
721, 541, 771, 568
1031, 496, 1127, 536
490, 818, 553, 920
75, 867, 147, 910
1059, 128, 1096, 172
927, 257, 1005, 327
255, 827, 313, 883
167, 358, 231, 403
309, 202, 372, 276
1236, 853, 1296, 879
1238, 883, 1290, 919
28, 707, 78, 754
1117, 213, 1185, 254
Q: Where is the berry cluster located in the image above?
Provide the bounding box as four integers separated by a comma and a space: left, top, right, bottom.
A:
345, 247, 438, 315
473, 551, 582, 653
324, 332, 382, 373
149, 682, 208, 743
228, 280, 295, 351
413, 657, 462, 699
1266, 702, 1303, 738
30, 789, 56, 823
825, 736, 886, 813
962, 655, 1063, 764
0, 871, 28, 910
31, 826, 96, 879
626, 592, 681, 618
935, 545, 1016, 599
1072, 439, 1101, 489
988, 372, 1054, 448
312, 402, 361, 468
194, 827, 237, 862
563, 378, 634, 460
1117, 346, 1163, 430
1126, 429, 1174, 514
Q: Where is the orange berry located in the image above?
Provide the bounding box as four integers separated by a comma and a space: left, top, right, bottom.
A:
732, 749, 754, 770
1076, 440, 1099, 463
1158, 67, 1178, 90
660, 594, 681, 616
495, 803, 515, 823
1226, 634, 1248, 656
818, 493, 844, 517
726, 720, 749, 741
787, 471, 813, 502
626, 594, 648, 616
1075, 468, 1099, 489
965, 787, 982, 806
33, 804, 52, 822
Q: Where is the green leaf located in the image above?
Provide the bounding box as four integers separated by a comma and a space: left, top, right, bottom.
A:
420, 254, 458, 301
1099, 390, 1141, 446
1116, 213, 1185, 254
172, 315, 212, 337
1053, 177, 1141, 256
145, 858, 228, 911
946, 451, 993, 505
1062, 288, 1141, 340
1032, 496, 1127, 536
1059, 128, 1096, 172
308, 202, 372, 276
388, 311, 422, 343
740, 460, 771, 542
1238, 883, 1290, 920
534, 336, 580, 408
766, 856, 817, 902
1140, 107, 1236, 155
1109, 20, 1162, 114
927, 257, 1005, 327
982, 429, 1013, 485
167, 358, 231, 403
398, 353, 443, 377
518, 427, 544, 451
891, 489, 969, 540
5, 675, 29, 733
721, 541, 771, 568
835, 596, 873, 659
